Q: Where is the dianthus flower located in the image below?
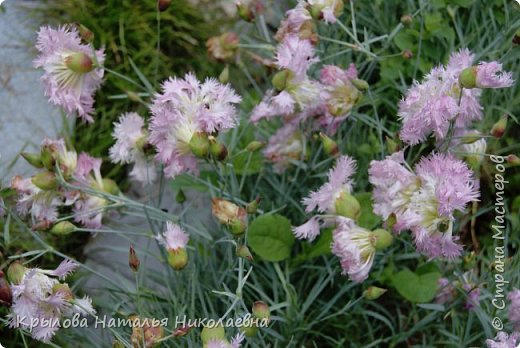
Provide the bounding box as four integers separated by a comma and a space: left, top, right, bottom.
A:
508, 288, 520, 329
486, 332, 520, 348
149, 73, 241, 178
263, 121, 305, 173
34, 25, 104, 122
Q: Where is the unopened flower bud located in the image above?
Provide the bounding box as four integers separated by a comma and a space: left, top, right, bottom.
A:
157, 0, 172, 11
241, 324, 259, 337
52, 283, 74, 301
219, 65, 230, 84
7, 262, 26, 285
490, 115, 507, 138
352, 78, 369, 91
76, 23, 94, 43
310, 0, 344, 21
246, 140, 265, 152
246, 197, 261, 214
65, 52, 94, 73
370, 229, 393, 251
236, 244, 254, 261
272, 69, 294, 91
167, 248, 188, 270
102, 178, 120, 195
51, 221, 77, 235
209, 138, 228, 161
176, 189, 187, 204
385, 213, 397, 232
21, 152, 43, 168
129, 245, 140, 273
207, 32, 239, 61
31, 171, 58, 190
459, 66, 477, 89
402, 49, 413, 59
363, 286, 387, 300
385, 136, 399, 153
40, 145, 55, 170
507, 154, 520, 166
237, 2, 254, 22
400, 14, 413, 25
334, 192, 360, 220
212, 198, 248, 235
0, 271, 12, 307
201, 324, 226, 344
174, 324, 195, 337
513, 28, 520, 45
252, 301, 270, 324
189, 132, 210, 158
131, 316, 164, 347
319, 132, 339, 156
112, 341, 125, 348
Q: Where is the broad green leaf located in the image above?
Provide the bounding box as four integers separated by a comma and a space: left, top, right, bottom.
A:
392, 269, 441, 303
425, 13, 444, 32
355, 192, 381, 229
394, 30, 415, 51
248, 214, 295, 262
305, 228, 333, 259
232, 151, 263, 175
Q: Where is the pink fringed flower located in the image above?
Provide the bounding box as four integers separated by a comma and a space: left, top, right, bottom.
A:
370, 152, 478, 260
275, 35, 318, 76
398, 49, 481, 144
8, 259, 94, 343
275, 1, 313, 42
263, 122, 305, 173
110, 113, 156, 184
508, 288, 520, 328
368, 151, 419, 231
156, 222, 189, 251
34, 25, 105, 122
303, 155, 356, 213
319, 64, 362, 118
475, 62, 514, 88
486, 332, 520, 348
149, 73, 241, 178
331, 217, 376, 283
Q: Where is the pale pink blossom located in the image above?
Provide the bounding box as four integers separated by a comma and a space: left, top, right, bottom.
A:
332, 217, 375, 283
486, 332, 520, 348
508, 288, 520, 328
157, 222, 189, 251
275, 1, 313, 42
149, 73, 241, 178
319, 64, 361, 118
292, 215, 321, 241
275, 35, 318, 76
34, 25, 105, 122
475, 61, 514, 88
263, 121, 305, 173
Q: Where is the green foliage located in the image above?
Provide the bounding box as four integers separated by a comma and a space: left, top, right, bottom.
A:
392, 268, 441, 303
248, 214, 295, 262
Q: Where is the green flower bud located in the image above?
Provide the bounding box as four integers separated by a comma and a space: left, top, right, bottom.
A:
50, 221, 77, 235
334, 192, 361, 220
272, 69, 294, 91
370, 229, 393, 251
246, 140, 265, 152
189, 132, 210, 158
363, 286, 387, 300
507, 154, 520, 166
490, 115, 507, 138
40, 146, 55, 170
246, 197, 261, 214
201, 324, 226, 344
230, 218, 247, 236
112, 341, 125, 348
219, 65, 230, 84
102, 178, 120, 195
400, 14, 413, 25
385, 136, 399, 154
252, 301, 270, 324
168, 248, 188, 270
385, 213, 397, 232
65, 52, 94, 73
459, 66, 477, 89
241, 323, 258, 337
31, 171, 58, 190
176, 189, 187, 204
319, 132, 339, 156
236, 244, 254, 261
21, 152, 43, 168
352, 78, 369, 91
0, 271, 12, 307
236, 2, 254, 22
209, 140, 228, 161
7, 262, 26, 285
401, 49, 413, 60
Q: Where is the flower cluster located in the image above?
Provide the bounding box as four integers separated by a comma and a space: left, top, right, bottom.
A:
7, 260, 94, 342
250, 0, 364, 172
435, 273, 481, 310
369, 151, 478, 260
34, 25, 105, 122
157, 222, 190, 270
149, 73, 241, 178
398, 49, 513, 145
11, 138, 116, 230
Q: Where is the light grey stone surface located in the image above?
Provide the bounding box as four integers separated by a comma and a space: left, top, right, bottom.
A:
0, 1, 65, 179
